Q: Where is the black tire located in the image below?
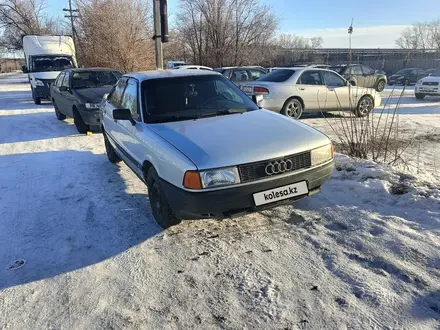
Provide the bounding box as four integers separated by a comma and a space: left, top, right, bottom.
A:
376, 80, 386, 92
355, 95, 374, 117
103, 131, 121, 163
349, 79, 357, 86
281, 98, 303, 119
147, 167, 181, 229
73, 107, 90, 134
53, 99, 66, 120
33, 95, 41, 105
415, 93, 425, 100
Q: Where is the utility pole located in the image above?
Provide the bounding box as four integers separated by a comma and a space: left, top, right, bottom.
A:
348, 18, 354, 65
153, 0, 169, 70
153, 0, 163, 70
63, 0, 79, 47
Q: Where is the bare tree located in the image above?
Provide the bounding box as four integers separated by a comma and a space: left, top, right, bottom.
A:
396, 19, 440, 49
175, 0, 277, 67
0, 0, 60, 49
75, 0, 155, 72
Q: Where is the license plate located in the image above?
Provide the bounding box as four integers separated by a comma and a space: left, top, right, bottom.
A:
253, 181, 308, 206
242, 86, 253, 94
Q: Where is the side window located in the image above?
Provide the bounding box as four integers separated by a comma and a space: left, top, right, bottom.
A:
61, 72, 70, 87
351, 65, 362, 75
214, 80, 242, 103
55, 73, 65, 87
298, 71, 323, 85
120, 79, 140, 121
323, 71, 346, 87
221, 69, 232, 79
249, 69, 264, 81
108, 79, 127, 108
361, 65, 374, 74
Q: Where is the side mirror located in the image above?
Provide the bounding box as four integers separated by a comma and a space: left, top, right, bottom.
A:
22, 66, 28, 73
252, 94, 264, 105
59, 86, 69, 92
103, 93, 109, 100
113, 108, 135, 126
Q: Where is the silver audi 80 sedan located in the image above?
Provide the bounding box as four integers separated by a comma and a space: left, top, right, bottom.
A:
100, 70, 334, 228
240, 68, 382, 119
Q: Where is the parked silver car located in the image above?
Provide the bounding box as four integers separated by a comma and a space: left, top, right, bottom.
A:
100, 70, 334, 228
240, 68, 382, 119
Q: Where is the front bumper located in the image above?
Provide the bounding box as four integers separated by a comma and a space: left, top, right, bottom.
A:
161, 161, 334, 220
79, 108, 101, 125
33, 85, 52, 99
415, 85, 440, 96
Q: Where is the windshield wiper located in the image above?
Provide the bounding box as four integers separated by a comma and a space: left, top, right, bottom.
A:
195, 108, 247, 119
148, 114, 200, 123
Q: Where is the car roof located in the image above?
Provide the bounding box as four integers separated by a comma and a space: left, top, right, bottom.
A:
125, 69, 221, 81
215, 66, 265, 70
65, 67, 118, 72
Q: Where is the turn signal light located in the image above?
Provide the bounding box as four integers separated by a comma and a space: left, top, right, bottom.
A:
253, 86, 269, 95
183, 171, 202, 190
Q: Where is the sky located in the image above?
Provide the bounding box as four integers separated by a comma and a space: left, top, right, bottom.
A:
44, 0, 440, 48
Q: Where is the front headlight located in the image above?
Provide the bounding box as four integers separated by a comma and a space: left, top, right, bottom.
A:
35, 79, 44, 86
311, 144, 333, 166
200, 167, 241, 188
85, 103, 100, 109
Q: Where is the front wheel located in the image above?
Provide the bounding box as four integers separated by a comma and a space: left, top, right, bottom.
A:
73, 108, 90, 134
376, 80, 386, 92
281, 98, 303, 119
415, 93, 425, 100
355, 95, 374, 117
147, 168, 181, 229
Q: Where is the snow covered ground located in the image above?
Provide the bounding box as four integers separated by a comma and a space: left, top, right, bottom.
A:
1, 74, 439, 329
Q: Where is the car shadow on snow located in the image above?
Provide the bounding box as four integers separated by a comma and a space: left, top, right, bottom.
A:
0, 150, 162, 290
0, 112, 82, 144
411, 289, 440, 321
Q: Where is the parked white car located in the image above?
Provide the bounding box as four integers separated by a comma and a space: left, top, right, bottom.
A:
240, 68, 382, 119
100, 70, 334, 228
415, 68, 440, 99
175, 65, 213, 70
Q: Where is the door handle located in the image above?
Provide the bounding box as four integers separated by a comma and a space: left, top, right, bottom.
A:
299, 87, 305, 91
328, 88, 335, 92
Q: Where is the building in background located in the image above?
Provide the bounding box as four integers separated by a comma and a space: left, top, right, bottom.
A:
0, 57, 24, 73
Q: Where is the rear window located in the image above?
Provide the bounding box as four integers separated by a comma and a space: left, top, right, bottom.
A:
257, 69, 295, 82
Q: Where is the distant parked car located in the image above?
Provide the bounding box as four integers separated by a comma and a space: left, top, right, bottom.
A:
175, 65, 213, 70
330, 64, 387, 92
422, 68, 437, 76
213, 66, 267, 86
240, 67, 381, 119
388, 68, 425, 86
294, 64, 331, 69
100, 70, 334, 228
50, 68, 122, 133
414, 68, 440, 99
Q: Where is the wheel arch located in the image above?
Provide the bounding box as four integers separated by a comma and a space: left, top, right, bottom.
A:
142, 160, 154, 184
283, 95, 305, 111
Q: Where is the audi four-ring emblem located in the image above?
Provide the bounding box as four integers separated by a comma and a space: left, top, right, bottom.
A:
265, 159, 294, 175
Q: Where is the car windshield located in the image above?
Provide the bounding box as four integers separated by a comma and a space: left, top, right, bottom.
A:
329, 66, 344, 74
257, 69, 295, 82
429, 69, 440, 77
142, 75, 259, 123
31, 55, 74, 72
71, 71, 121, 89
395, 69, 413, 75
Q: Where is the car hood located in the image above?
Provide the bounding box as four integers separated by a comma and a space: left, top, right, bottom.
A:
73, 87, 113, 103
148, 110, 331, 170
32, 71, 60, 80
419, 76, 440, 83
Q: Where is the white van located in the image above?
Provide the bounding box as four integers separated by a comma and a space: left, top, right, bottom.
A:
22, 35, 77, 104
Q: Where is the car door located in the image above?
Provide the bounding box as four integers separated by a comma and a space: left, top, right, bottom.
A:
51, 72, 65, 107
322, 70, 351, 110
349, 65, 364, 86
102, 78, 128, 146
295, 70, 327, 111
361, 65, 376, 88
115, 78, 146, 175
58, 71, 74, 117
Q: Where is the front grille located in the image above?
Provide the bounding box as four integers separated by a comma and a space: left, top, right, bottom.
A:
238, 151, 311, 183
422, 81, 439, 86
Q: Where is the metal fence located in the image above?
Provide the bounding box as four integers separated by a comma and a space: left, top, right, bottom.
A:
277, 48, 440, 75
